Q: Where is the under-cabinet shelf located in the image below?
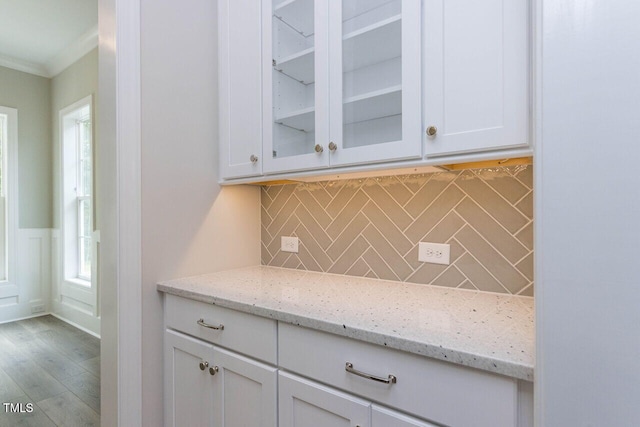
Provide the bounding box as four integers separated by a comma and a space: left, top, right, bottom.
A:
274, 0, 314, 37
343, 84, 401, 125
276, 47, 315, 84
343, 14, 401, 73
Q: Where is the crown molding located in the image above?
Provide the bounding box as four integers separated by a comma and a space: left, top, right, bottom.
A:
0, 54, 49, 78
45, 24, 98, 77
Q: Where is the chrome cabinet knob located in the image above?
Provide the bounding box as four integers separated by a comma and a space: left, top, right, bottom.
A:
426, 126, 438, 137
199, 361, 209, 371
209, 366, 219, 376
328, 142, 337, 151
314, 144, 324, 153
250, 154, 258, 163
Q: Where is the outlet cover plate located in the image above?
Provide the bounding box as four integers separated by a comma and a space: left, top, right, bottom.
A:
418, 242, 450, 265
281, 236, 299, 253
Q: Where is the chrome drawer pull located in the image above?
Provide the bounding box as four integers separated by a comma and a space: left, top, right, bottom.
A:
345, 362, 397, 384
197, 318, 224, 330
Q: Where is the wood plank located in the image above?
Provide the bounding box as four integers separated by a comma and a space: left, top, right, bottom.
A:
38, 391, 100, 426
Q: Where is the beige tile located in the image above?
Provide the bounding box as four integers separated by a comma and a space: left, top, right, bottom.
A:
362, 182, 413, 230
296, 242, 322, 272
458, 280, 477, 290
362, 248, 399, 281
454, 253, 508, 294
267, 213, 300, 256
362, 202, 413, 255
264, 184, 295, 218
516, 222, 534, 250
385, 176, 414, 205
265, 184, 284, 200
455, 170, 528, 233
261, 225, 272, 245
326, 190, 369, 239
261, 243, 272, 265
326, 212, 369, 261
362, 225, 413, 280
282, 254, 302, 269
295, 223, 333, 271
305, 182, 333, 207
406, 262, 447, 285
398, 173, 431, 193
518, 284, 534, 297
261, 206, 272, 228
455, 226, 529, 294
266, 195, 300, 236
295, 187, 332, 227
516, 253, 534, 280
365, 270, 378, 279
325, 181, 362, 217
269, 251, 293, 267
449, 239, 465, 263
455, 198, 528, 263
405, 186, 465, 243
514, 165, 533, 189
403, 245, 422, 270
404, 171, 458, 218
261, 186, 273, 210
329, 236, 370, 275
422, 211, 465, 245
432, 266, 466, 288
323, 179, 352, 198
475, 168, 530, 204
516, 192, 533, 219
346, 258, 370, 277
295, 204, 332, 249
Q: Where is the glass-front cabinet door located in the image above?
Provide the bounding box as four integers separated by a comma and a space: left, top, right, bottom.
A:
263, 0, 330, 174
263, 0, 421, 174
328, 0, 422, 167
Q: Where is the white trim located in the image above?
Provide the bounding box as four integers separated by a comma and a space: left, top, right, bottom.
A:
0, 54, 49, 78
0, 106, 18, 289
50, 312, 100, 339
46, 25, 99, 78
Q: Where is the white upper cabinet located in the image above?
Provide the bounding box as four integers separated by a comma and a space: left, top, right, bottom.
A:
423, 0, 530, 157
263, 0, 422, 174
219, 0, 264, 179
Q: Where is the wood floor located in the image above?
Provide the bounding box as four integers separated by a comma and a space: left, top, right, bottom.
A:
0, 315, 100, 427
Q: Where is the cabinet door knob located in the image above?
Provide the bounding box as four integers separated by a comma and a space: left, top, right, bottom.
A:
199, 361, 209, 371
250, 154, 258, 163
209, 366, 219, 376
314, 144, 324, 153
328, 142, 337, 152
426, 126, 438, 137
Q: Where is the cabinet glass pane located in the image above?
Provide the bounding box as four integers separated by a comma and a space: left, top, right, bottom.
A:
342, 0, 402, 148
272, 0, 316, 159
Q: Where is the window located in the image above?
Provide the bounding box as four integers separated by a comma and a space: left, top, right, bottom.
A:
61, 97, 93, 285
0, 106, 17, 285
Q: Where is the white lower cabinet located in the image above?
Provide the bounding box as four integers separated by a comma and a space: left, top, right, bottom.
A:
279, 371, 436, 427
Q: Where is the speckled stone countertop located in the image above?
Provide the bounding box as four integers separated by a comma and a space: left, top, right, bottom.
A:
158, 265, 534, 381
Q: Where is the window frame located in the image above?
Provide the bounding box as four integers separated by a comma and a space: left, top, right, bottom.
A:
0, 106, 18, 287
60, 96, 94, 287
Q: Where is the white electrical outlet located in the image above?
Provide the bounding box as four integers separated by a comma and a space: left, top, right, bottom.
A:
418, 242, 451, 265
281, 236, 299, 253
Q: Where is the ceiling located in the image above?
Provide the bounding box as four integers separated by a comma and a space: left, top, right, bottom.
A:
0, 0, 98, 78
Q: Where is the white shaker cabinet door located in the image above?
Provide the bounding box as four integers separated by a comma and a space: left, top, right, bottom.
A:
371, 405, 437, 427
211, 347, 277, 427
423, 0, 530, 157
164, 330, 215, 427
219, 0, 263, 179
279, 372, 371, 427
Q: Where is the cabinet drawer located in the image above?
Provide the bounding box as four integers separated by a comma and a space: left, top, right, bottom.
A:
278, 323, 517, 427
165, 294, 277, 364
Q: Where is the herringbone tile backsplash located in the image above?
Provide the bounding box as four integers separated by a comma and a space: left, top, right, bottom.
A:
261, 166, 533, 295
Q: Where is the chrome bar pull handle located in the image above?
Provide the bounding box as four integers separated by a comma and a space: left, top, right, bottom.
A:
197, 318, 224, 330
345, 362, 397, 384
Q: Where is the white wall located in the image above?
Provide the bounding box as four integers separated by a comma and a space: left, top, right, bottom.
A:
138, 0, 261, 425
536, 1, 640, 425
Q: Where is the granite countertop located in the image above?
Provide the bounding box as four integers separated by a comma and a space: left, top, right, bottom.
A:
158, 265, 534, 381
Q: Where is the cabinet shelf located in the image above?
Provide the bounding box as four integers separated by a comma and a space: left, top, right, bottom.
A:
274, 0, 314, 37
343, 84, 401, 125
275, 106, 315, 132
343, 15, 401, 73
276, 47, 315, 84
